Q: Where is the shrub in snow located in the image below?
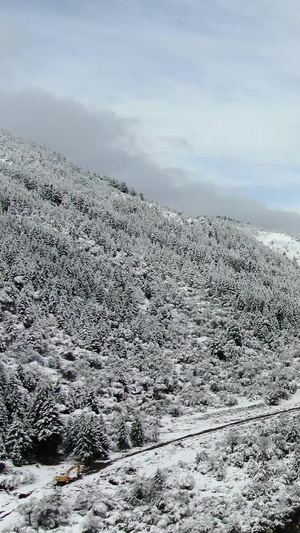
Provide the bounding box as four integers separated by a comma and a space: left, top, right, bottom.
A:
1, 520, 32, 532
281, 465, 298, 485
0, 475, 17, 491
73, 486, 102, 514
230, 452, 244, 468
125, 469, 173, 508
209, 337, 227, 361
22, 493, 69, 530
81, 511, 104, 533
168, 404, 183, 417
40, 183, 63, 205
92, 501, 109, 518
128, 478, 151, 504
226, 323, 242, 346
224, 429, 239, 453
142, 415, 160, 443
0, 466, 36, 492
220, 393, 238, 407
265, 386, 288, 405
210, 380, 221, 392
15, 469, 36, 486
178, 474, 195, 490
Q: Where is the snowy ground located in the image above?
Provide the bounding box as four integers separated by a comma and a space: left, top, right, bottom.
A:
256, 230, 300, 265
3, 392, 300, 531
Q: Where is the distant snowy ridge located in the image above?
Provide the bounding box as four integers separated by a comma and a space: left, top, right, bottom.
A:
256, 230, 300, 265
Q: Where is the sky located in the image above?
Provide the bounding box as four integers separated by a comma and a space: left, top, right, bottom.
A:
1, 0, 300, 234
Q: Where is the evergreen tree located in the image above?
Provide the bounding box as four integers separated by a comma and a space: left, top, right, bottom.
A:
16, 364, 25, 384
0, 364, 8, 396
72, 414, 95, 463
4, 376, 26, 421
152, 468, 165, 491
16, 365, 37, 393
86, 390, 101, 414
116, 416, 130, 450
93, 414, 109, 454
0, 434, 7, 461
70, 412, 108, 463
0, 395, 8, 436
29, 384, 62, 460
6, 416, 32, 466
130, 416, 144, 447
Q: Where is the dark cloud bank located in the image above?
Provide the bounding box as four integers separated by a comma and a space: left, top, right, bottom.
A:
0, 89, 300, 236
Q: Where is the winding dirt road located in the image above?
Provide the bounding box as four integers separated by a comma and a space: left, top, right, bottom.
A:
89, 402, 300, 474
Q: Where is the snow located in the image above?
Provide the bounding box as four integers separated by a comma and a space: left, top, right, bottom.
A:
0, 158, 12, 166
256, 230, 300, 264
0, 463, 60, 530
4, 393, 300, 530
162, 209, 181, 222
160, 399, 265, 440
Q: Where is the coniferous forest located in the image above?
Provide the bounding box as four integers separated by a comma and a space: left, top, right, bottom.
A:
1, 130, 300, 465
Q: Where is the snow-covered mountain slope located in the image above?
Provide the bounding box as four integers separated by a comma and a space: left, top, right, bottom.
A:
1, 129, 300, 433
2, 130, 300, 531
256, 230, 300, 265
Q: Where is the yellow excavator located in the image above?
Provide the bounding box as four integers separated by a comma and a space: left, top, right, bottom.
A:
55, 464, 82, 485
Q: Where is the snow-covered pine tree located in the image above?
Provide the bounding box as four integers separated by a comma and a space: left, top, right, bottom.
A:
0, 434, 7, 461
86, 389, 101, 414
29, 383, 62, 460
72, 413, 94, 463
4, 376, 26, 421
130, 416, 144, 447
16, 364, 25, 384
16, 365, 37, 393
0, 395, 8, 436
93, 414, 109, 456
152, 468, 165, 491
71, 412, 108, 463
6, 416, 32, 466
116, 416, 130, 450
64, 415, 78, 455
0, 363, 8, 395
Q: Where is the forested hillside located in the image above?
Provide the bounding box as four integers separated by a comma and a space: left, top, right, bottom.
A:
1, 130, 300, 466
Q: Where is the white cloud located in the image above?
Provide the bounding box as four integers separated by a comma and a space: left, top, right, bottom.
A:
1, 1, 300, 228
0, 89, 300, 235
